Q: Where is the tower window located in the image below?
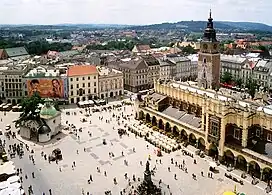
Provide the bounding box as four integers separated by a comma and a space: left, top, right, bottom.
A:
203, 58, 207, 63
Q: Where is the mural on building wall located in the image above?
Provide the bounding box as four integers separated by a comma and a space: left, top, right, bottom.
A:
27, 79, 65, 98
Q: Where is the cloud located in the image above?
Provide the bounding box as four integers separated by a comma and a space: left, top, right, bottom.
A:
0, 0, 271, 25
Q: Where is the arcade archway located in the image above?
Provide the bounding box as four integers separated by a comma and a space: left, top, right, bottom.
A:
173, 126, 179, 136
236, 155, 247, 171
224, 150, 235, 166
198, 137, 205, 151
189, 133, 196, 145
263, 167, 272, 182
165, 122, 171, 132
180, 129, 188, 141
208, 143, 218, 158
146, 113, 151, 123
139, 111, 144, 120
249, 161, 261, 178
152, 116, 157, 127
158, 119, 164, 130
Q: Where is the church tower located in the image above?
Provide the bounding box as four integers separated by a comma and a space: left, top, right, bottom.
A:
197, 10, 220, 89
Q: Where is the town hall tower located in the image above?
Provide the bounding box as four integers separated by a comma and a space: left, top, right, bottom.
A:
197, 10, 220, 89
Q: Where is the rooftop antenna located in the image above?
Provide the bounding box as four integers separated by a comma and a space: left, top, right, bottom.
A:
209, 9, 212, 19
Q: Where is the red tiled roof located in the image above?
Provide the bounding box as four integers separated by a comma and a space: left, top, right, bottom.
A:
68, 65, 97, 77
137, 45, 151, 51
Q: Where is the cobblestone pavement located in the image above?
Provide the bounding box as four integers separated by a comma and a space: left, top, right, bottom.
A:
0, 101, 270, 195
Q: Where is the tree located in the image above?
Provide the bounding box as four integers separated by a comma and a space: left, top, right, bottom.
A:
181, 45, 196, 54
245, 78, 258, 99
235, 78, 243, 88
221, 72, 233, 84
14, 93, 45, 127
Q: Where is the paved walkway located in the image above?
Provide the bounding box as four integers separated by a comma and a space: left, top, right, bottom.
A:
0, 102, 270, 195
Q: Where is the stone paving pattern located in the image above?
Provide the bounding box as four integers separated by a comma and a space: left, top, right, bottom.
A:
0, 101, 270, 195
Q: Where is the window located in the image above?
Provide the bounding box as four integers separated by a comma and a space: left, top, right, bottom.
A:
234, 128, 240, 139
70, 85, 73, 89
267, 133, 272, 142
76, 84, 79, 88
94, 82, 96, 86
71, 91, 73, 96
94, 76, 96, 79
83, 83, 85, 88
76, 78, 79, 81
94, 88, 97, 93
88, 76, 90, 80
70, 78, 73, 82
88, 83, 90, 87
210, 121, 219, 137
88, 89, 90, 93
82, 77, 85, 80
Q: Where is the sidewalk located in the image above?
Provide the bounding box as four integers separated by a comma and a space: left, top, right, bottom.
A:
185, 144, 271, 194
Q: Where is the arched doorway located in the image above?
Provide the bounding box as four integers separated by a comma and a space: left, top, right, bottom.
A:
158, 119, 164, 130
208, 143, 219, 158
263, 167, 272, 182
249, 161, 261, 178
7, 99, 11, 103
12, 99, 16, 105
189, 133, 196, 145
198, 137, 205, 151
165, 122, 171, 132
146, 113, 151, 123
236, 155, 247, 171
173, 126, 179, 136
224, 150, 235, 166
152, 116, 157, 127
139, 111, 144, 120
180, 129, 188, 141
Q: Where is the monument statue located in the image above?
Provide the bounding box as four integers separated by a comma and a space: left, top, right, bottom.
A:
136, 161, 162, 195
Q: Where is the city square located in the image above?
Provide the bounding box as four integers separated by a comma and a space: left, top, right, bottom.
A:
0, 99, 270, 195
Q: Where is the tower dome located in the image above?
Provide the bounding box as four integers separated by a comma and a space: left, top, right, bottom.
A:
40, 99, 57, 118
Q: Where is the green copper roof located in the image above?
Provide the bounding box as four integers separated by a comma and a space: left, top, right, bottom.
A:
40, 104, 57, 117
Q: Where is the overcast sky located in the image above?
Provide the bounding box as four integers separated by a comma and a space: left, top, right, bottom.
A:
0, 0, 271, 25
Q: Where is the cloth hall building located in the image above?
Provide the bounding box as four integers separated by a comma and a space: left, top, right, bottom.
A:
135, 11, 272, 183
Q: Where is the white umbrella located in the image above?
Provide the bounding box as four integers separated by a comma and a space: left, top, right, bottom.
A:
0, 181, 8, 190
8, 182, 21, 189
7, 176, 20, 184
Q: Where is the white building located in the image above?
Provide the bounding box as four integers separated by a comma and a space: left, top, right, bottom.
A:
20, 100, 61, 143
97, 66, 124, 99
67, 65, 99, 104
167, 56, 192, 80
158, 59, 176, 81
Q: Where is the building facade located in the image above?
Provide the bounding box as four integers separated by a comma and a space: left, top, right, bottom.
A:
158, 59, 176, 81
67, 65, 99, 104
97, 66, 124, 99
23, 66, 68, 102
135, 11, 272, 182
136, 80, 272, 181
109, 59, 150, 92
2, 64, 31, 104
167, 56, 192, 81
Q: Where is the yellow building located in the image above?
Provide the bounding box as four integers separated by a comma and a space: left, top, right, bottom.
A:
135, 11, 272, 183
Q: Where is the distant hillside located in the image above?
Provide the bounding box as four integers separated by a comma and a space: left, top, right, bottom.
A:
131, 21, 272, 33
